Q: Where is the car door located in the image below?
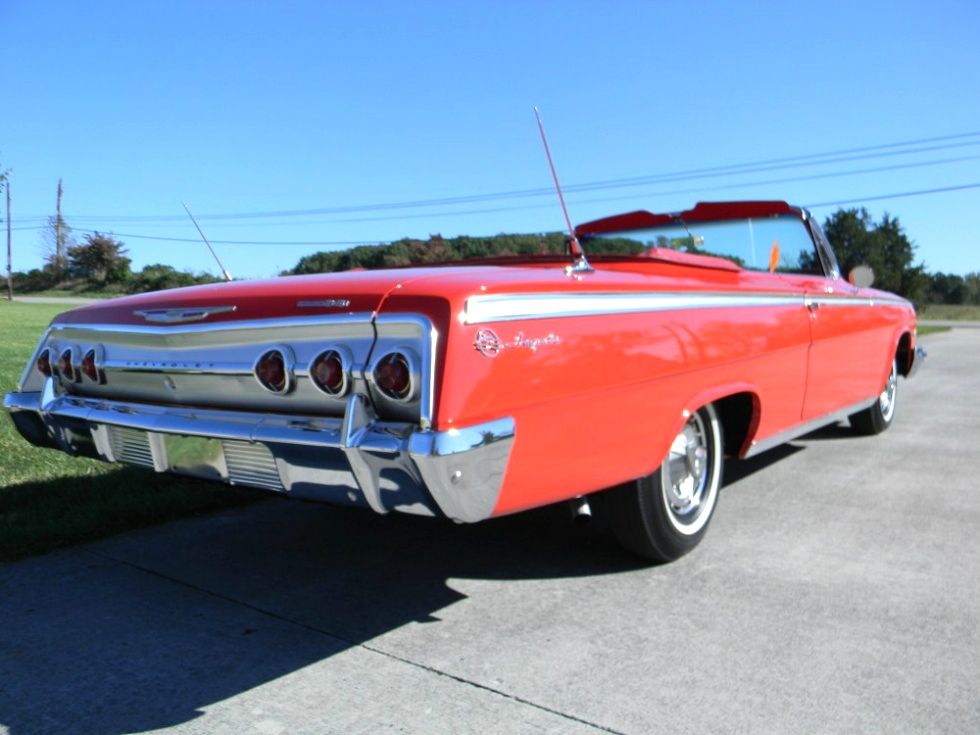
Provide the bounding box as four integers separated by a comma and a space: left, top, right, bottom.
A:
800, 280, 893, 421
796, 220, 894, 421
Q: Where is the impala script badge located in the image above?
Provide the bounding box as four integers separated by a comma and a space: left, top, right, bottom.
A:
473, 328, 561, 358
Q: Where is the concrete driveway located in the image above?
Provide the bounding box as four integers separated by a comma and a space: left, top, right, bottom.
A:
1, 328, 977, 735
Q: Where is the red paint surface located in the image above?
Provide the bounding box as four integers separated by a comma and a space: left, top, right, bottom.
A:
44, 208, 917, 519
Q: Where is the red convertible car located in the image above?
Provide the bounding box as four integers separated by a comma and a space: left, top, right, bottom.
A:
3, 201, 922, 562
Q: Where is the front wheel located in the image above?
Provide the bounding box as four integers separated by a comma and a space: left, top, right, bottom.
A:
605, 404, 724, 563
850, 358, 898, 435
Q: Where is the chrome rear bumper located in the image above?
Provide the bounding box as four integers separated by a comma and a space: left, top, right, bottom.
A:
908, 345, 927, 379
3, 379, 514, 523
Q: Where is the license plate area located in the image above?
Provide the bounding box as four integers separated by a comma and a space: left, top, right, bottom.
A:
162, 433, 228, 480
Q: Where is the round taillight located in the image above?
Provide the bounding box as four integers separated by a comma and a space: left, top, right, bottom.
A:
374, 352, 412, 400
36, 348, 53, 377
81, 348, 101, 383
254, 348, 291, 394
310, 350, 347, 396
56, 348, 76, 383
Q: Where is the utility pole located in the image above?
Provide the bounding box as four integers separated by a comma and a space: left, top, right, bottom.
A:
5, 177, 11, 301
56, 178, 64, 267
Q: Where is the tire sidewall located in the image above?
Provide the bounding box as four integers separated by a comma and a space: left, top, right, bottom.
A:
878, 359, 899, 426
637, 404, 724, 558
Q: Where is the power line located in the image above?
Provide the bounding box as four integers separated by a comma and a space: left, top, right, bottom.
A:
16, 130, 980, 225
11, 148, 978, 234
569, 140, 980, 193
9, 130, 979, 250
804, 182, 980, 209
16, 181, 975, 247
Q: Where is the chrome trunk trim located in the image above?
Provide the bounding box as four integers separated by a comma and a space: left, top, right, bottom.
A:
134, 306, 237, 323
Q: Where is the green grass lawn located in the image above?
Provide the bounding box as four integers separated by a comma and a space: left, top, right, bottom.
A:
0, 300, 258, 562
918, 303, 980, 321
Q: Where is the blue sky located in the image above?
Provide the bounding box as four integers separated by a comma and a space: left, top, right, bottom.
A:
2, 0, 978, 280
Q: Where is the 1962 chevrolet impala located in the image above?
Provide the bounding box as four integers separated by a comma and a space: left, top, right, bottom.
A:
3, 201, 923, 561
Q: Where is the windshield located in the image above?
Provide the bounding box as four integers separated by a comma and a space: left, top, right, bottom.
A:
582, 213, 825, 275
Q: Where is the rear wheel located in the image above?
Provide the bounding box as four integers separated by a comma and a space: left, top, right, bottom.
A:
850, 358, 898, 435
606, 404, 723, 563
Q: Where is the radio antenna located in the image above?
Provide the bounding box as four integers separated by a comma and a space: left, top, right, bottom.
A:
534, 107, 592, 274
181, 200, 232, 282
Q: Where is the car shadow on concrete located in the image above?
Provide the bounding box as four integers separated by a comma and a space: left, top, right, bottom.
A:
721, 442, 804, 486
0, 431, 821, 735
795, 420, 859, 442
719, 417, 872, 488
0, 479, 643, 735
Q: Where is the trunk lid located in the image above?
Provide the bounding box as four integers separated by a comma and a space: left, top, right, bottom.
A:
50, 270, 429, 327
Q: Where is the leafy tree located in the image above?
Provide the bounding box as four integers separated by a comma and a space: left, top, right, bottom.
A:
926, 272, 966, 304
127, 264, 221, 293
11, 268, 59, 292
967, 272, 980, 305
822, 208, 927, 304
38, 180, 76, 275
67, 232, 131, 284
287, 231, 637, 275
40, 214, 76, 274
928, 271, 980, 305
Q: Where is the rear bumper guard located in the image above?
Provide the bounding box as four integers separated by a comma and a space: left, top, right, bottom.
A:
3, 380, 514, 523
907, 345, 927, 379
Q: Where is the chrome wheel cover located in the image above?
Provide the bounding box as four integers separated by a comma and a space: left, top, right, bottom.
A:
661, 410, 719, 536
879, 360, 898, 423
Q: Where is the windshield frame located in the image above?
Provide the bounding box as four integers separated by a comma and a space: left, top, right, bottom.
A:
576, 202, 842, 280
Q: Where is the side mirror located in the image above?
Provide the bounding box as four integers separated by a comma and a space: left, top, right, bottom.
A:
848, 265, 875, 288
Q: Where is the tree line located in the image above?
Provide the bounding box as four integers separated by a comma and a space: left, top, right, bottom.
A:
288, 231, 644, 274
13, 230, 222, 294
820, 208, 979, 306
290, 208, 978, 307
8, 206, 978, 307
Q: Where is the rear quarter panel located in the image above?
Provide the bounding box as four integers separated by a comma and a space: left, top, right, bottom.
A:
388, 264, 815, 516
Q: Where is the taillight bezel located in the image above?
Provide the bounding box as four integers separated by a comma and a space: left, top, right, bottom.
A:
371, 349, 417, 403
253, 345, 295, 395
309, 347, 351, 397
80, 346, 106, 384
55, 347, 79, 384
36, 347, 54, 378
